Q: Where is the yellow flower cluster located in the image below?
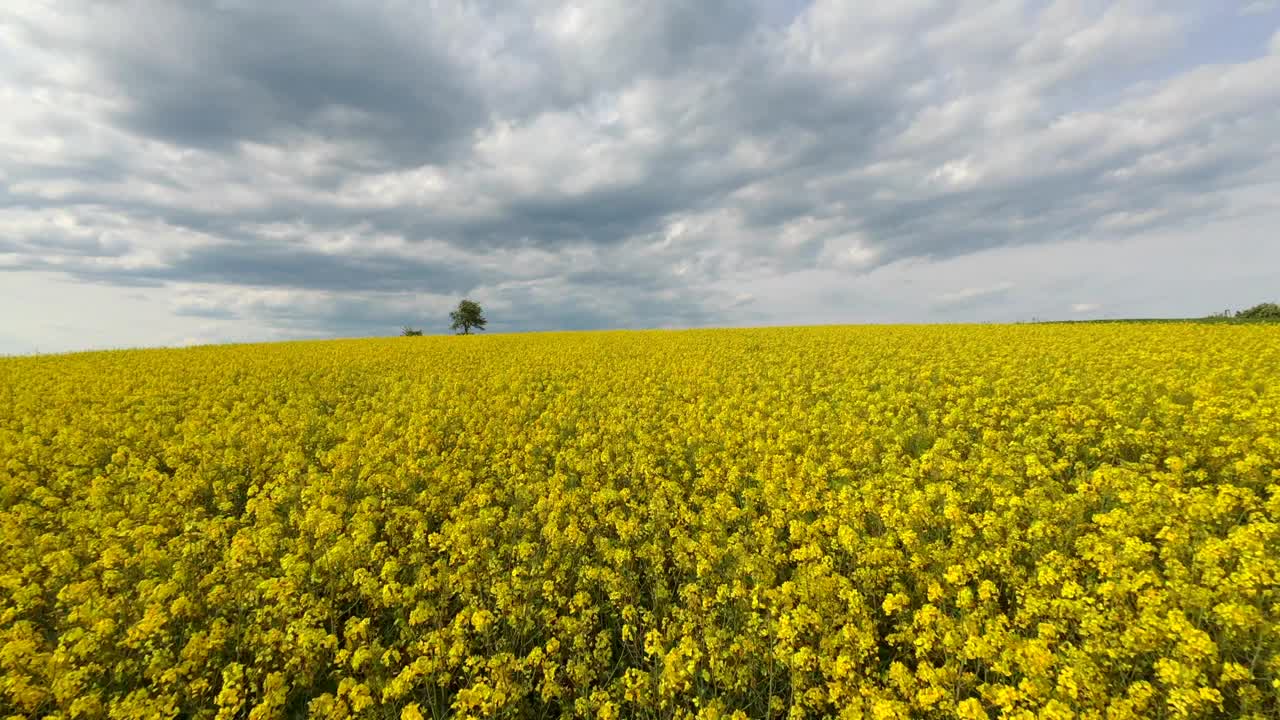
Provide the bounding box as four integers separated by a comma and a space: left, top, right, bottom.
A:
1, 324, 1278, 719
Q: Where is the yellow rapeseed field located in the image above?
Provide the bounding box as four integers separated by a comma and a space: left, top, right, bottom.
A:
1, 325, 1277, 719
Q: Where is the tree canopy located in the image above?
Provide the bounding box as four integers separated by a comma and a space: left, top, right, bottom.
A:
450, 299, 487, 335
1237, 302, 1280, 319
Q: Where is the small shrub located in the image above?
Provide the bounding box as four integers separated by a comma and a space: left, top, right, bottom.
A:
1236, 303, 1280, 319
400, 327, 423, 336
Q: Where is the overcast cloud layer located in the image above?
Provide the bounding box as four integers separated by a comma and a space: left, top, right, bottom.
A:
2, 0, 1279, 353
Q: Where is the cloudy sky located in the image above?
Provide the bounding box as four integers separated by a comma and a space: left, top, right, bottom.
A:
2, 0, 1279, 353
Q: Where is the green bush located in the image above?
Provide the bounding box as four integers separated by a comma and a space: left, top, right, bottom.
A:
1236, 303, 1280, 319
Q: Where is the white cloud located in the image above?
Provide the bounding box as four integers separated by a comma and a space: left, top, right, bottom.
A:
936, 282, 1016, 306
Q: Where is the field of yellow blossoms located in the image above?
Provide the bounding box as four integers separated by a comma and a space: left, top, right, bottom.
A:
1, 325, 1278, 719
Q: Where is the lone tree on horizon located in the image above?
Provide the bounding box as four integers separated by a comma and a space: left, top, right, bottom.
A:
450, 299, 487, 335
